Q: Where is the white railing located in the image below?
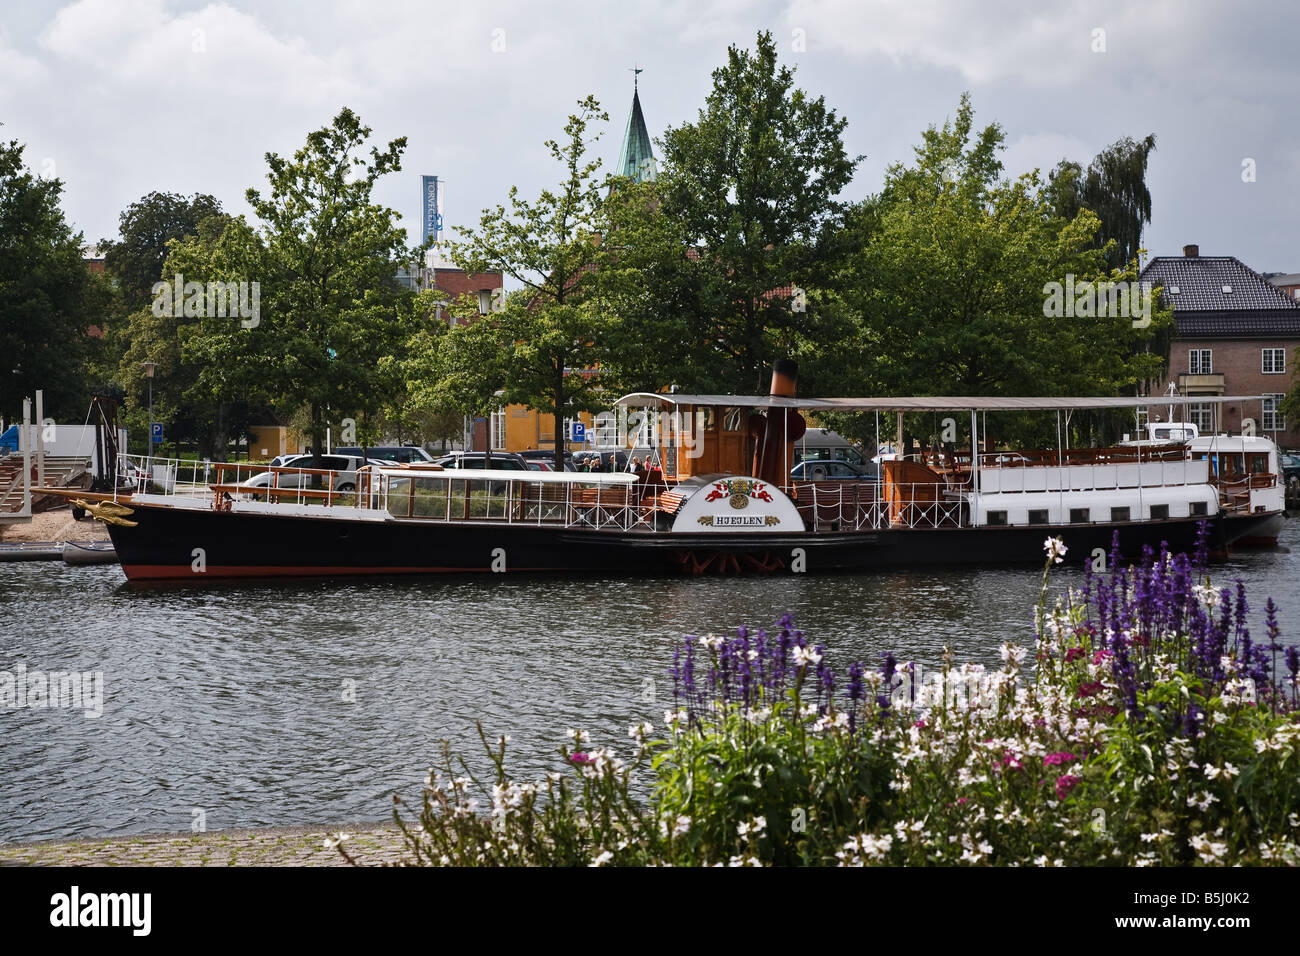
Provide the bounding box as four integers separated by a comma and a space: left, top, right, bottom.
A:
379, 472, 655, 532
796, 482, 967, 532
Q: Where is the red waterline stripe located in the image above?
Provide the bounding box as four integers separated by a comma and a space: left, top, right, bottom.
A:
120, 564, 548, 580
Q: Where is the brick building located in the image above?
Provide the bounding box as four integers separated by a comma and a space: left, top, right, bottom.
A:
1141, 245, 1300, 448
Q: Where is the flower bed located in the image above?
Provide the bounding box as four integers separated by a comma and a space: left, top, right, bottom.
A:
352, 530, 1299, 867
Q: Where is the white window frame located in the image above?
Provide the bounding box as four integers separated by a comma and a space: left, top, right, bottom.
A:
1262, 347, 1286, 374
1262, 394, 1286, 433
1188, 348, 1212, 375
1188, 402, 1214, 433
489, 408, 506, 450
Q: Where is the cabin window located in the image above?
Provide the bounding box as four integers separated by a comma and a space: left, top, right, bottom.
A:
1028, 509, 1049, 525
1111, 506, 1130, 522
986, 510, 1007, 526
1190, 501, 1208, 517
1069, 508, 1089, 523
1149, 504, 1169, 520
1249, 454, 1270, 474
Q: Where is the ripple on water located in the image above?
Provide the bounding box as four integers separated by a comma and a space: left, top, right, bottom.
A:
1, 520, 1296, 841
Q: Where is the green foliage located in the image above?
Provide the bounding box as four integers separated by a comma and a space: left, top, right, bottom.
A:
364, 555, 1299, 868
1049, 134, 1157, 272
437, 96, 612, 472
0, 138, 112, 422
100, 190, 223, 312
837, 95, 1169, 438
652, 30, 860, 393
181, 107, 418, 455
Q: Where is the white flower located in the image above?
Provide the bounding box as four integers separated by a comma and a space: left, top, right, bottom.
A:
658, 814, 692, 839
322, 832, 351, 849
566, 728, 590, 746
999, 643, 1028, 668
663, 709, 687, 732
700, 635, 724, 651
590, 850, 614, 867
1043, 537, 1068, 563
792, 645, 823, 667
628, 721, 655, 741
737, 816, 767, 841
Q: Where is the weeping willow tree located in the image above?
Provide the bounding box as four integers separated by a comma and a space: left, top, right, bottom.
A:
1048, 134, 1157, 272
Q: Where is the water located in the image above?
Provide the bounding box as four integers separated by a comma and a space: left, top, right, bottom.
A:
2, 521, 1297, 843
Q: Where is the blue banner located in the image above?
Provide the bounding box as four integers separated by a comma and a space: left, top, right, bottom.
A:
422, 176, 443, 244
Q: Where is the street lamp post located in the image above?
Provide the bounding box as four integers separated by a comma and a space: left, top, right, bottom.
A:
141, 361, 156, 489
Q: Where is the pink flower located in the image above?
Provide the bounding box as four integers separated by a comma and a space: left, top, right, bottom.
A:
569, 752, 592, 764
1075, 681, 1103, 698
1044, 752, 1078, 766
1055, 774, 1082, 800
913, 720, 926, 729
1064, 647, 1085, 663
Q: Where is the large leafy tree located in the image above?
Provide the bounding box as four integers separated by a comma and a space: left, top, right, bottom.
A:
0, 137, 112, 423
183, 108, 417, 459
1048, 134, 1157, 272
650, 30, 860, 393
442, 96, 612, 472
100, 191, 222, 312
835, 95, 1168, 447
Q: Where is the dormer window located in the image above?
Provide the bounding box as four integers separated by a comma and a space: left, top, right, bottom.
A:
1169, 285, 1179, 294
1222, 285, 1233, 293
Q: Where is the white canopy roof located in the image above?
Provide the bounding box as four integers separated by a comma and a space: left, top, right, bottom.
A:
614, 393, 1265, 412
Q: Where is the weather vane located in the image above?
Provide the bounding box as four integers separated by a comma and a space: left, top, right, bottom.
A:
629, 64, 643, 89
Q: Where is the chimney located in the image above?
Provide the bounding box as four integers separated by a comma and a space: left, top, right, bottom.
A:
1183, 244, 1200, 257
770, 359, 798, 397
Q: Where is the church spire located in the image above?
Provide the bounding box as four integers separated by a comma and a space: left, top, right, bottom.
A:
615, 67, 655, 183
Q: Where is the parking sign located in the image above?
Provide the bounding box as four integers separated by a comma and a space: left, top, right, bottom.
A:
151, 423, 164, 444
571, 422, 585, 443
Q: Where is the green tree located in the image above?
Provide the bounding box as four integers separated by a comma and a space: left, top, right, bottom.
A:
1048, 134, 1157, 272
404, 290, 511, 463
652, 30, 860, 393
182, 108, 417, 462
445, 96, 611, 472
100, 191, 223, 312
0, 138, 112, 423
839, 95, 1168, 446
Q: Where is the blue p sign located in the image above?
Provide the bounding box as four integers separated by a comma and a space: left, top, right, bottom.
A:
571, 422, 585, 443
151, 423, 164, 444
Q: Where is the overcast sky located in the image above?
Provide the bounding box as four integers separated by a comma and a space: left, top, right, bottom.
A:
2, 0, 1297, 274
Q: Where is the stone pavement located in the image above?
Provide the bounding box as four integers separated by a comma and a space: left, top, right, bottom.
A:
0, 822, 415, 867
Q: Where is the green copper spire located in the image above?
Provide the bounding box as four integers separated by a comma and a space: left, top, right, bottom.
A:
615, 69, 655, 183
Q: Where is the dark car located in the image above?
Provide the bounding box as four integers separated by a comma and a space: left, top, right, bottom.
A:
335, 445, 435, 465
790, 459, 879, 481
432, 452, 530, 471
1281, 453, 1300, 485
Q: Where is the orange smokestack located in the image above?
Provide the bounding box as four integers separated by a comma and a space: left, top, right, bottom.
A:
751, 360, 806, 485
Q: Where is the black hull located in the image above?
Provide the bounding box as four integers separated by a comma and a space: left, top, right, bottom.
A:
104, 503, 1278, 581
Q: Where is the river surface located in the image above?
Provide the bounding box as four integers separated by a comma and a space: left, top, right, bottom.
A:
2, 520, 1297, 843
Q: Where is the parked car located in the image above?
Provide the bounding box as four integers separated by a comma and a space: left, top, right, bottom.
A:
240, 454, 386, 498
526, 461, 554, 472
1281, 453, 1300, 485
790, 459, 879, 481
335, 445, 434, 464
519, 449, 573, 470
432, 452, 531, 471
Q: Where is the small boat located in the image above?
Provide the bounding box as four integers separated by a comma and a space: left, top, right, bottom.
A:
61, 541, 118, 565
0, 541, 65, 562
